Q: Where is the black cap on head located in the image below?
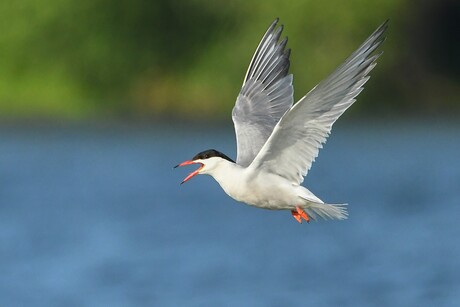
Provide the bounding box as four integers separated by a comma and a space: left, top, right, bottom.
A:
192, 149, 235, 163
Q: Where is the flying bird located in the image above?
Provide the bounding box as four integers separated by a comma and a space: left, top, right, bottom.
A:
175, 19, 387, 223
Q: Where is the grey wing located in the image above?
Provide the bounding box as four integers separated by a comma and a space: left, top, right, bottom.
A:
250, 20, 388, 184
232, 19, 294, 167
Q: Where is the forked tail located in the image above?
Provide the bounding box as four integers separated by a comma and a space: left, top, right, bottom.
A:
302, 201, 348, 221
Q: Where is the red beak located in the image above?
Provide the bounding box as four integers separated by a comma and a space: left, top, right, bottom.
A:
174, 160, 204, 184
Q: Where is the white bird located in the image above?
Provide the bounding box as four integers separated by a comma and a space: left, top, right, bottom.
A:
175, 19, 387, 223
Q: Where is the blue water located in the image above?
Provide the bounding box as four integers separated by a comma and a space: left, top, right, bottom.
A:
1, 121, 459, 306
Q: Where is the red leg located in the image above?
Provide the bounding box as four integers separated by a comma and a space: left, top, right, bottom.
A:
291, 210, 302, 223
296, 207, 310, 223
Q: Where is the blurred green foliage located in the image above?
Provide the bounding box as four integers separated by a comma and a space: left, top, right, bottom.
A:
0, 0, 458, 120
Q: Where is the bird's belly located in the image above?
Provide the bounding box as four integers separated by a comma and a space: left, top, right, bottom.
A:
220, 175, 299, 210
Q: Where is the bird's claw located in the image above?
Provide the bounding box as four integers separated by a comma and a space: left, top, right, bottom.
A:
291, 207, 310, 223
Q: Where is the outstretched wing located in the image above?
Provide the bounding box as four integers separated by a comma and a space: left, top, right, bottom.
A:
250, 20, 388, 184
232, 19, 294, 167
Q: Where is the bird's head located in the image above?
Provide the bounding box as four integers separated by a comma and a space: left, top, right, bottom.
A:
174, 149, 235, 184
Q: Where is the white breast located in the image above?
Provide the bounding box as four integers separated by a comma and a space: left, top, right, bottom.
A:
207, 161, 305, 210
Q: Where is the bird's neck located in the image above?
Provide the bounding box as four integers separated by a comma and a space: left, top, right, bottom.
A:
206, 161, 246, 200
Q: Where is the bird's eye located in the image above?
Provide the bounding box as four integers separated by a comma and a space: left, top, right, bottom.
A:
205, 154, 209, 159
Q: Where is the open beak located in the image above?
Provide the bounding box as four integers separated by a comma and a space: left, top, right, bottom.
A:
174, 160, 204, 184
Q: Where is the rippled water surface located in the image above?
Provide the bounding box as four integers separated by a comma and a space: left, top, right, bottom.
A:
1, 122, 459, 306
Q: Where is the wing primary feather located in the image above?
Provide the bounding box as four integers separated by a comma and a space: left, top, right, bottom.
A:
263, 56, 291, 90
250, 25, 284, 81
243, 19, 279, 83
255, 37, 289, 82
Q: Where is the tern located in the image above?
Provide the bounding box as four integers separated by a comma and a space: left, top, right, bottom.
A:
175, 19, 387, 223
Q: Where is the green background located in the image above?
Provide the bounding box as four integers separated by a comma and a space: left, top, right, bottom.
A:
0, 0, 458, 121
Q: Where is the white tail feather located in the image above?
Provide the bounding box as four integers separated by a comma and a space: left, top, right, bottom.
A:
303, 202, 348, 221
